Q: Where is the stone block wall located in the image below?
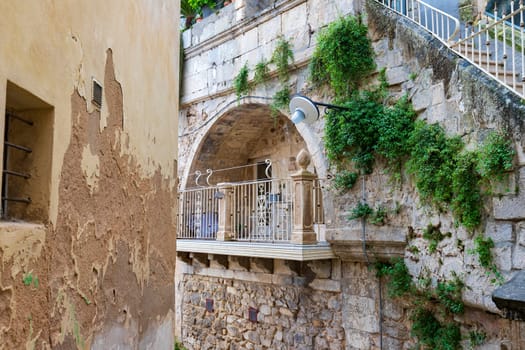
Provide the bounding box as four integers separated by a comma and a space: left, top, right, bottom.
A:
177, 257, 344, 350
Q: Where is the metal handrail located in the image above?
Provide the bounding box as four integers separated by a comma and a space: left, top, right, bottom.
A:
375, 0, 525, 98
376, 0, 460, 44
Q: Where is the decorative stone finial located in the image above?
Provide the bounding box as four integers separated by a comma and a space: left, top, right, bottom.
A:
296, 149, 311, 171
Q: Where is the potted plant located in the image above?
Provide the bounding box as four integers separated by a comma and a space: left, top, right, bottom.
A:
181, 0, 197, 28
188, 0, 216, 18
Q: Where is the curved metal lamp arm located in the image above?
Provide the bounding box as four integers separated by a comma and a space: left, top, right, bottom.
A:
289, 94, 351, 124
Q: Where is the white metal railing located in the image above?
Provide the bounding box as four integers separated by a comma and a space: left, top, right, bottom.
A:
231, 179, 294, 242
375, 0, 525, 98
376, 0, 460, 44
177, 178, 325, 242
451, 2, 525, 96
177, 186, 219, 239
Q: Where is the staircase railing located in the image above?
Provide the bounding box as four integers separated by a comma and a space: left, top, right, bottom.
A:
375, 0, 460, 44
375, 0, 525, 99
450, 1, 525, 96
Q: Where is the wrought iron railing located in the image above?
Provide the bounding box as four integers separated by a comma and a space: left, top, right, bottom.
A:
177, 186, 219, 239
177, 178, 324, 242
230, 179, 294, 242
375, 0, 525, 98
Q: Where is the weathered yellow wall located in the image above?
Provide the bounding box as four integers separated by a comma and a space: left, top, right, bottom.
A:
0, 1, 179, 349
0, 0, 179, 225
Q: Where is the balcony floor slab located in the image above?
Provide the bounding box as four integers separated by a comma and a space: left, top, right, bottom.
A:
176, 240, 335, 261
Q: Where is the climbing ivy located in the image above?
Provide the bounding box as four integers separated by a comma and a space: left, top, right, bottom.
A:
376, 259, 464, 349
271, 36, 294, 84
332, 170, 359, 193
451, 151, 482, 230
271, 86, 291, 111
410, 307, 462, 350
309, 15, 376, 100
270, 37, 294, 117
254, 59, 270, 86
406, 122, 462, 206
233, 62, 250, 101
423, 224, 451, 254
477, 131, 515, 181
375, 258, 413, 298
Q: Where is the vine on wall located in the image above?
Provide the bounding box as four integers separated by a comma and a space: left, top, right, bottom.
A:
232, 36, 294, 119
311, 13, 516, 348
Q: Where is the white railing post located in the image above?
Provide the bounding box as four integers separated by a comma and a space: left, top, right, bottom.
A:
290, 149, 317, 245
216, 182, 234, 241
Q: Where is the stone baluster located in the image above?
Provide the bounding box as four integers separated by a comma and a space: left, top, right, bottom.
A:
216, 182, 234, 241
290, 149, 317, 244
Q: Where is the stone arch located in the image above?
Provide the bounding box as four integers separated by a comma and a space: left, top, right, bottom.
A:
180, 98, 327, 189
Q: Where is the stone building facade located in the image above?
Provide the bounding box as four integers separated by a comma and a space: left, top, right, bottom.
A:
178, 0, 525, 349
0, 1, 179, 348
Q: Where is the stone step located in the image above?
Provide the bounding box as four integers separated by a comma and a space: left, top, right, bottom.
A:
470, 57, 504, 68
458, 47, 492, 59
477, 64, 520, 77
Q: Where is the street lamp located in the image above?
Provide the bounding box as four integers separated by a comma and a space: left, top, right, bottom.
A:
289, 94, 351, 125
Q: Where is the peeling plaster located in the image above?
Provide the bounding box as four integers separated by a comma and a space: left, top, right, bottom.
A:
0, 223, 45, 279
81, 145, 100, 195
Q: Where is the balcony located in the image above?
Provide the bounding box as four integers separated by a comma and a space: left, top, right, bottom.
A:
176, 155, 334, 261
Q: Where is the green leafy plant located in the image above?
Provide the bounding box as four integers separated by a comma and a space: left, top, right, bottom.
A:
470, 235, 503, 284
271, 36, 294, 84
349, 202, 373, 220
375, 258, 413, 298
423, 224, 450, 254
369, 206, 387, 225
468, 331, 486, 348
477, 131, 515, 180
410, 307, 461, 350
175, 339, 188, 350
473, 235, 495, 269
254, 59, 270, 86
324, 86, 414, 177
332, 170, 359, 192
233, 62, 250, 101
309, 15, 376, 100
271, 86, 290, 110
407, 121, 463, 206
375, 95, 416, 176
376, 258, 469, 348
324, 92, 385, 174
436, 276, 465, 314
451, 151, 482, 229
23, 272, 39, 288
188, 0, 216, 14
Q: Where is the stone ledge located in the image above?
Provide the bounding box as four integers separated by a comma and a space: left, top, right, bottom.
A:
176, 240, 335, 261
326, 225, 407, 262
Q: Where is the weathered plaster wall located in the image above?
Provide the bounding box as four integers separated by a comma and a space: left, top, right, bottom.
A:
0, 1, 179, 349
